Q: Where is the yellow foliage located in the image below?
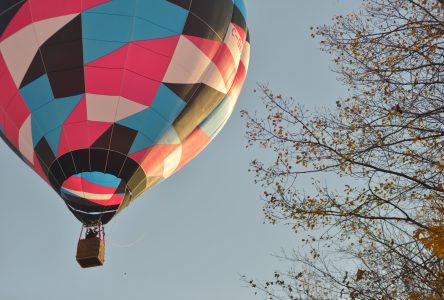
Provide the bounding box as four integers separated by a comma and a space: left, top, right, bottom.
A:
414, 227, 444, 259
409, 293, 421, 300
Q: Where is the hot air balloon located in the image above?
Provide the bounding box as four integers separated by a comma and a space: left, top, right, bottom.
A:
0, 0, 250, 267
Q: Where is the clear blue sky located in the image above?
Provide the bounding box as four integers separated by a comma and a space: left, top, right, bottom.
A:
0, 1, 359, 299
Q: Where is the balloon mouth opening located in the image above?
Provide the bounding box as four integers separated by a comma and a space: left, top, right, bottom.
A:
60, 171, 129, 206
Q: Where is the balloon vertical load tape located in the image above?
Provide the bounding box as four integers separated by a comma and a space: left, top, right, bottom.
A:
76, 238, 105, 268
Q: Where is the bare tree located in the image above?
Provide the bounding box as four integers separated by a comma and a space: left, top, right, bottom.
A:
243, 0, 444, 299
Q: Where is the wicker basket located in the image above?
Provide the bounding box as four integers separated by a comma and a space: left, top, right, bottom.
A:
76, 237, 105, 268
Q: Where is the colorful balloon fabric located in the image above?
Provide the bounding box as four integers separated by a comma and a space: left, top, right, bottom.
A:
0, 0, 250, 225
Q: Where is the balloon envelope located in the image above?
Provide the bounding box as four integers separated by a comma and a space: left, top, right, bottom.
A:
0, 0, 250, 224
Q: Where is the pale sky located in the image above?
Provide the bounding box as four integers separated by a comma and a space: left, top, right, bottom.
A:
0, 1, 360, 299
